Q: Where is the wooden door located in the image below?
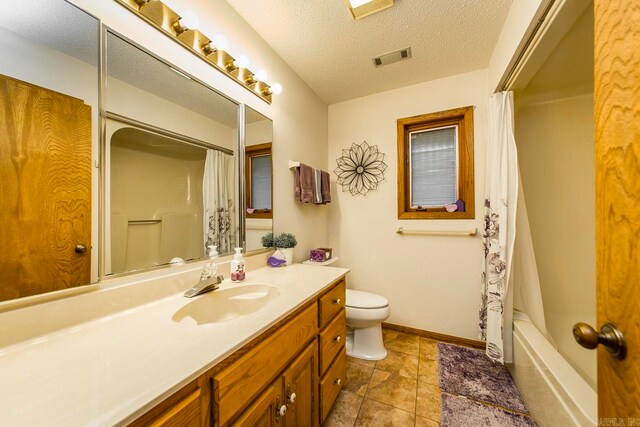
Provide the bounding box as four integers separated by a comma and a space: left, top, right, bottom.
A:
231, 381, 281, 427
594, 0, 640, 418
282, 341, 318, 427
0, 74, 91, 301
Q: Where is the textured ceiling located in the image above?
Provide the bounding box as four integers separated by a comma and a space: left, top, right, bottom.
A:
107, 32, 240, 127
0, 0, 99, 66
227, 0, 513, 104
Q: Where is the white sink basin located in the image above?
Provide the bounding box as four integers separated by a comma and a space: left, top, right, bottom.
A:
172, 284, 280, 324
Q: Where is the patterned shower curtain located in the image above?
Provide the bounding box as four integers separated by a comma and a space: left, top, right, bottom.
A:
203, 150, 236, 254
479, 91, 519, 364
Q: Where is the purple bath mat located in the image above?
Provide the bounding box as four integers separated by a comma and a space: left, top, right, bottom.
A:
437, 343, 528, 414
441, 393, 536, 427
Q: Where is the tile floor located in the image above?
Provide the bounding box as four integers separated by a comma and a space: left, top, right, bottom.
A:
324, 328, 531, 426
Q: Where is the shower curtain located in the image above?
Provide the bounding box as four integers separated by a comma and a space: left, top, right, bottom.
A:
479, 91, 519, 363
203, 150, 236, 254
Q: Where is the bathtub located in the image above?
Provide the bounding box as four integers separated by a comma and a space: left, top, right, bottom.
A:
508, 312, 596, 426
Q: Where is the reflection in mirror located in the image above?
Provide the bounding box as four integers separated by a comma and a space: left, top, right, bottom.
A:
0, 0, 99, 302
106, 31, 239, 276
244, 107, 274, 252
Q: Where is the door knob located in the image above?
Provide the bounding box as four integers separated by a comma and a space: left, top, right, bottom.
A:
573, 322, 626, 360
74, 244, 87, 254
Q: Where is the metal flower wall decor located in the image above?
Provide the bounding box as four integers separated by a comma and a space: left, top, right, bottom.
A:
334, 141, 387, 196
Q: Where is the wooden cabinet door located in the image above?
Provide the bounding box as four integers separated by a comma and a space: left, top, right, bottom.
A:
0, 74, 92, 301
282, 341, 318, 427
232, 381, 281, 427
594, 0, 640, 418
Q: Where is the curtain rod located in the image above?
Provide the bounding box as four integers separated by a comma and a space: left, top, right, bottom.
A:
498, 0, 557, 92
105, 111, 234, 155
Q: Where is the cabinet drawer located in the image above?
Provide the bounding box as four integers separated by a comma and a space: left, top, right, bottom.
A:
131, 379, 203, 427
214, 303, 318, 426
319, 347, 346, 422
149, 389, 201, 427
318, 280, 345, 329
318, 309, 346, 376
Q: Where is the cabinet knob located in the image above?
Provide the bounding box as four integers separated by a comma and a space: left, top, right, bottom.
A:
333, 298, 341, 305
278, 404, 287, 417
334, 378, 342, 386
333, 335, 341, 343
288, 392, 297, 404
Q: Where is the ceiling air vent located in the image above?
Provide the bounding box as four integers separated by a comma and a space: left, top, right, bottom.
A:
372, 47, 412, 68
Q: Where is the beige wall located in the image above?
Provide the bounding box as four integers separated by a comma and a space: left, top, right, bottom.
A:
68, 0, 329, 265
515, 94, 596, 387
110, 137, 206, 272
327, 69, 488, 340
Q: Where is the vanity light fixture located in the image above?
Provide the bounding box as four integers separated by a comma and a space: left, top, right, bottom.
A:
347, 0, 394, 20
115, 0, 279, 103
171, 9, 198, 34
202, 34, 228, 56
266, 83, 282, 96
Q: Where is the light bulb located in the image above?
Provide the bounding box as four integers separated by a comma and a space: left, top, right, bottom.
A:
270, 83, 282, 95
212, 35, 228, 51
349, 0, 374, 7
179, 10, 199, 29
234, 55, 250, 69
254, 69, 268, 82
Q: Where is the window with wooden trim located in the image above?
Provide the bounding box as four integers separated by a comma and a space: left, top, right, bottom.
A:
245, 143, 272, 219
397, 106, 474, 219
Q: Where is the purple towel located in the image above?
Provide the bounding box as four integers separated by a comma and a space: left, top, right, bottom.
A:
321, 171, 331, 204
299, 164, 314, 203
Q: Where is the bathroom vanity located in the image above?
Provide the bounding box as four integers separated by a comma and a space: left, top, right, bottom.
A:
0, 264, 347, 426
133, 274, 346, 426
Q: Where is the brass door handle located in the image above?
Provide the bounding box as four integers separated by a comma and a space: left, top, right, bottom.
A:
74, 244, 87, 254
573, 322, 626, 360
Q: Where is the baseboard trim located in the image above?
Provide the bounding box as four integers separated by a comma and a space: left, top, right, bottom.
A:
381, 322, 486, 350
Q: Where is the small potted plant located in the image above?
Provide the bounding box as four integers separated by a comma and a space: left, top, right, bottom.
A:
273, 232, 297, 266
261, 232, 274, 248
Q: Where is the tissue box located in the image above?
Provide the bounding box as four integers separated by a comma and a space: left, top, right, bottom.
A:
310, 248, 332, 262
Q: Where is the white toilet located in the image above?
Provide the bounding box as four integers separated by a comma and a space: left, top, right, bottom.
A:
345, 289, 390, 360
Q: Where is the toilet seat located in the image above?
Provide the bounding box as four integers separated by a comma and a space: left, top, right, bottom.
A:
346, 289, 388, 309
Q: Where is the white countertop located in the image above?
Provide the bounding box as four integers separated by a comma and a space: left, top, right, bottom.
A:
0, 264, 349, 426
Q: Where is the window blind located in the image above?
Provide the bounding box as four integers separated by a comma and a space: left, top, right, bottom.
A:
250, 154, 272, 209
410, 126, 457, 207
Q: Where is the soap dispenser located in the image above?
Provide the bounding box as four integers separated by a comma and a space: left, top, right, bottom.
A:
230, 247, 246, 282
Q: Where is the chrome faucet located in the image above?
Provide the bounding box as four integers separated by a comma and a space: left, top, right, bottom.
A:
184, 263, 224, 298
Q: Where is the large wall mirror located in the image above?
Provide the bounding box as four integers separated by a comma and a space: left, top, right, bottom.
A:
0, 0, 100, 302
105, 31, 239, 276
0, 1, 271, 304
245, 107, 273, 252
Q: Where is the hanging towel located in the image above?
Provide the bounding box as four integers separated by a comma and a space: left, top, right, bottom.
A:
321, 171, 331, 204
299, 163, 314, 203
313, 168, 323, 204
294, 167, 302, 201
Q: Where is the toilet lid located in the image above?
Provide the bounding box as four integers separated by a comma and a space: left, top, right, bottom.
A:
346, 289, 389, 309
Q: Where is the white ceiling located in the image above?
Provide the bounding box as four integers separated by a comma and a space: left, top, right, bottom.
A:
227, 0, 513, 104
0, 0, 99, 66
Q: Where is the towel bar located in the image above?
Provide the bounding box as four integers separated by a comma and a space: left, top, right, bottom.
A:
288, 160, 301, 169
396, 227, 477, 237
128, 219, 162, 225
